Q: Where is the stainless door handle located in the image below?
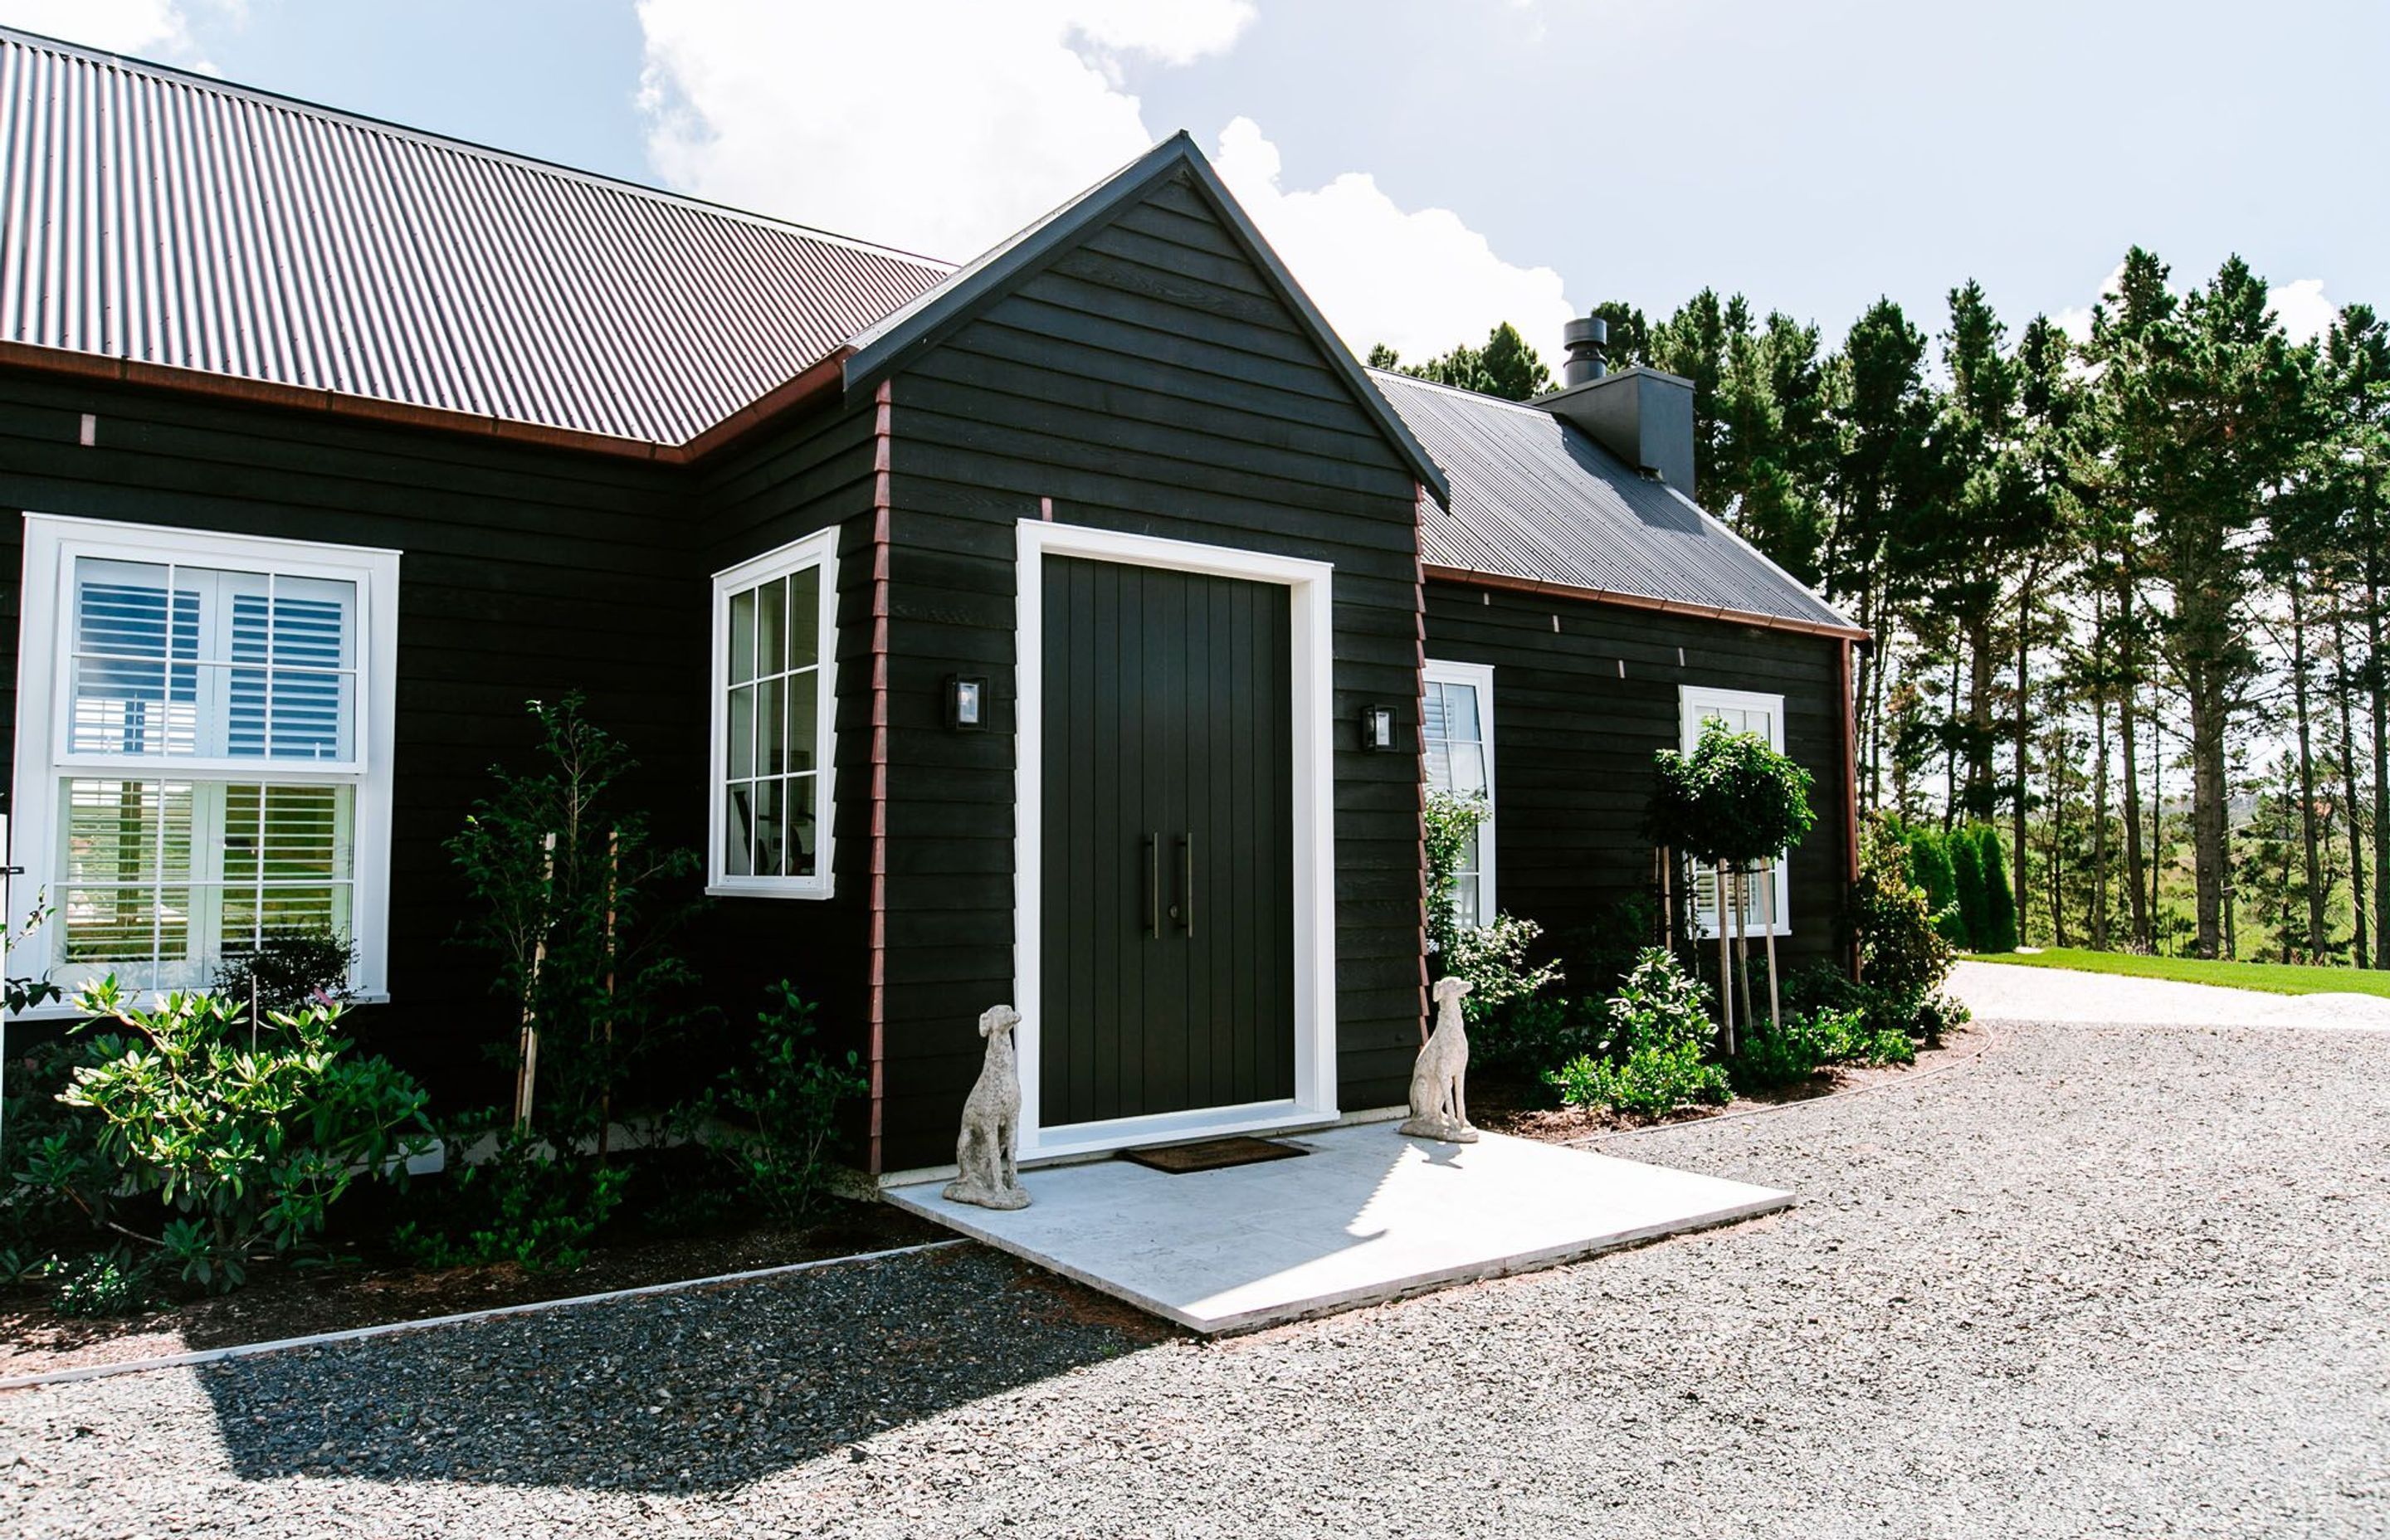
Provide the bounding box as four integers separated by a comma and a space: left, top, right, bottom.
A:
1176, 831, 1194, 936
1144, 832, 1161, 939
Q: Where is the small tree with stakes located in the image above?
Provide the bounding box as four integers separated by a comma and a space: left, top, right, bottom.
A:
1645, 720, 1817, 1054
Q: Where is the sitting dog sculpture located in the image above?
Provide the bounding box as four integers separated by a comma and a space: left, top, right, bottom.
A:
943, 1003, 1030, 1210
1399, 976, 1477, 1143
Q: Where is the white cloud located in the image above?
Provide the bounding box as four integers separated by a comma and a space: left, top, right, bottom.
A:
636, 2, 1576, 375
636, 0, 1252, 261
0, 0, 210, 62
2054, 261, 2129, 345
1211, 117, 1576, 368
2270, 277, 2335, 344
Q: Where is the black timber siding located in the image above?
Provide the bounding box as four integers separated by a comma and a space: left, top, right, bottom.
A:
1422, 579, 1851, 971
876, 170, 1427, 1171
0, 370, 705, 1099
688, 392, 884, 1143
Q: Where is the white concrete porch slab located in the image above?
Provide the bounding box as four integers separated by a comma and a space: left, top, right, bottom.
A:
884, 1124, 1792, 1335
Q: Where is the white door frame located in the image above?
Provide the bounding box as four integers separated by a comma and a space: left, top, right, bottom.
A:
1013, 519, 1339, 1159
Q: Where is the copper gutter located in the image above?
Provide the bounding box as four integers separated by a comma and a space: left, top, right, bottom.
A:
865, 380, 895, 1174
0, 341, 851, 468
1422, 562, 1871, 643
1839, 636, 1864, 977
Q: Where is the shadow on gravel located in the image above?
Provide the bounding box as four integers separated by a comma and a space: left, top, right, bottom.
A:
196, 1245, 1171, 1493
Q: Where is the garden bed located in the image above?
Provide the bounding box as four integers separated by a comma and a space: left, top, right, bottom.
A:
0, 1192, 947, 1381
1471, 1019, 1983, 1144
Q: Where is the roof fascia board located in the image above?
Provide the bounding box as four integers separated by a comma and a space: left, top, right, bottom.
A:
0, 339, 856, 468
841, 133, 1452, 506
1422, 562, 1872, 642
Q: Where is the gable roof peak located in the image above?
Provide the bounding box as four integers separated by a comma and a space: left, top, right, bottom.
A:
843, 133, 1450, 505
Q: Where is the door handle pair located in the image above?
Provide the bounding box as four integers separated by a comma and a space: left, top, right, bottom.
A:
1144, 831, 1195, 938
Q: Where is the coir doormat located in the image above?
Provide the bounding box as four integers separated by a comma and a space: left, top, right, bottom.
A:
1120, 1137, 1310, 1175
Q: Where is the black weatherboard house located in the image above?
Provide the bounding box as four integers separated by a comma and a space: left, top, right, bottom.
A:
0, 28, 1861, 1177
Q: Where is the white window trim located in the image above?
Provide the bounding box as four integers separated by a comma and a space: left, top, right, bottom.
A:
1013, 519, 1339, 1160
9, 513, 400, 1015
1423, 658, 1496, 926
707, 532, 839, 900
1680, 684, 1791, 938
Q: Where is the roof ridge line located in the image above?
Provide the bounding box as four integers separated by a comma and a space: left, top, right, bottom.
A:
1364, 366, 1554, 416
0, 22, 958, 273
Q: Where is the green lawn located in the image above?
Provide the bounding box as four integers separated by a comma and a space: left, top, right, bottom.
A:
1963, 947, 2390, 999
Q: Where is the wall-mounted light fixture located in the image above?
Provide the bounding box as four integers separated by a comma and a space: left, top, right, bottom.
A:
1360, 704, 1397, 753
947, 675, 988, 732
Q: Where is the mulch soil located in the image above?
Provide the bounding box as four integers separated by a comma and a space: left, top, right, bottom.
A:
0, 1195, 950, 1381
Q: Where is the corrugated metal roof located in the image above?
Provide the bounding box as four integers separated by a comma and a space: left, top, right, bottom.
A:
1373, 368, 1860, 632
0, 27, 951, 445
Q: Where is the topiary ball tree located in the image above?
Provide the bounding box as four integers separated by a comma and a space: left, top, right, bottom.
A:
1644, 721, 1817, 1044
1644, 720, 1817, 873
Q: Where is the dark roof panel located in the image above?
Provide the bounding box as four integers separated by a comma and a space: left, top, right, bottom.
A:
0, 27, 951, 445
1372, 369, 1859, 633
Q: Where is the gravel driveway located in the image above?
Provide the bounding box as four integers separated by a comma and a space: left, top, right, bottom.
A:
6, 980, 2387, 1538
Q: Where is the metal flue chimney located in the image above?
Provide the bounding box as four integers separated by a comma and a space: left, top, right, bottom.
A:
1561, 315, 1608, 387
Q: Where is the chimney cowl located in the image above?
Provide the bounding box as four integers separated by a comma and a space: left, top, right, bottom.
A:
1561, 314, 1608, 387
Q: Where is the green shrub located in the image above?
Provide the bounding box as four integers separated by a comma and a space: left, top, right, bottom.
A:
1442, 913, 1563, 1027
1468, 992, 1609, 1075
1854, 813, 1957, 1000
1974, 826, 2020, 952
1904, 825, 1965, 946
22, 982, 433, 1292
447, 694, 710, 1148
391, 1116, 629, 1274
209, 925, 357, 1015
2, 1039, 85, 1258
1424, 788, 1561, 1025
1544, 949, 1729, 1115
697, 982, 868, 1221
1729, 1003, 1916, 1092
51, 1248, 159, 1318
1950, 828, 1992, 950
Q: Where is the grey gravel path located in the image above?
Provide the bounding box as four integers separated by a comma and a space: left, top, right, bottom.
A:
6, 1008, 2387, 1539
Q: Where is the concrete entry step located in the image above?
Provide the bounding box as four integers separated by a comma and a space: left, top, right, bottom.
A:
884, 1123, 1792, 1335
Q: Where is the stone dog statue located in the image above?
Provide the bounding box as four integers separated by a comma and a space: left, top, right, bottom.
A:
1399, 976, 1478, 1143
943, 1003, 1031, 1210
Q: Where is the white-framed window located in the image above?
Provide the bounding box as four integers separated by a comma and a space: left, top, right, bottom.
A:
709, 533, 837, 899
9, 514, 399, 1008
1423, 659, 1496, 926
1680, 685, 1790, 938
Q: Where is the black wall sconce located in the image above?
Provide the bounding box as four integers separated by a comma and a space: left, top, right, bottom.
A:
1359, 704, 1397, 752
946, 675, 988, 732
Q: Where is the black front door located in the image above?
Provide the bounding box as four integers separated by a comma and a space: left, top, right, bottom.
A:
1040, 555, 1296, 1127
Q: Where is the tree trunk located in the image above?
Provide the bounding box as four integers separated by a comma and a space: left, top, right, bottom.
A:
2119, 590, 2150, 950
2334, 592, 2370, 968
1944, 651, 1963, 830
2012, 563, 2041, 944
2090, 596, 2113, 951
1967, 616, 1996, 820
2287, 568, 2328, 960
2370, 565, 2390, 970
2149, 692, 2166, 950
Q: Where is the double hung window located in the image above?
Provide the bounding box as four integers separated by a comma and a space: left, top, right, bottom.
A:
11, 517, 398, 1003
710, 534, 837, 898
1422, 660, 1496, 926
1679, 685, 1791, 938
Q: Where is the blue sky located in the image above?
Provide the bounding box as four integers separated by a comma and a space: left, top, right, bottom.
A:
11, 0, 2384, 366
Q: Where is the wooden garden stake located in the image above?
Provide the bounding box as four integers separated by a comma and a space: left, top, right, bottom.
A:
598, 827, 617, 1159
1762, 855, 1783, 1034
515, 830, 557, 1129
1716, 864, 1735, 1057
